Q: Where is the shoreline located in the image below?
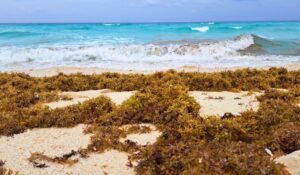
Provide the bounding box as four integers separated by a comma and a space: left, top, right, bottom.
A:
3, 62, 300, 77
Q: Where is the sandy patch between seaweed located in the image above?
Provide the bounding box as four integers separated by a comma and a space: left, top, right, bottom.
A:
189, 91, 262, 117
46, 89, 263, 117
2, 88, 298, 174
120, 124, 161, 146
46, 89, 136, 109
0, 124, 161, 175
276, 150, 300, 175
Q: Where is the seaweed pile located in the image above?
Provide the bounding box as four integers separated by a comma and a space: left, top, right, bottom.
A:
0, 160, 18, 175
0, 68, 300, 174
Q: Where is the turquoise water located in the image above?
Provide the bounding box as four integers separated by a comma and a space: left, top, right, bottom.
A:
0, 22, 300, 70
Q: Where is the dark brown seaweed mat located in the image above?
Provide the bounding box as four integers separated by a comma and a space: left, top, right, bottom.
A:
0, 67, 300, 175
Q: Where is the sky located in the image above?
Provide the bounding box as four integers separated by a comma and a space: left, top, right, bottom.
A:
0, 0, 299, 23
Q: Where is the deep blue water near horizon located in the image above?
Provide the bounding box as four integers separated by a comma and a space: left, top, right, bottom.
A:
0, 22, 300, 70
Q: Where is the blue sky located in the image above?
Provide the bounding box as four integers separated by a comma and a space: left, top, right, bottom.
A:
0, 0, 299, 23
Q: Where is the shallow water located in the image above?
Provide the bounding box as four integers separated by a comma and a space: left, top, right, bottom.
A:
0, 22, 300, 70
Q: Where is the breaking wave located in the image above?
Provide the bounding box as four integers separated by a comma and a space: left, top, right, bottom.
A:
232, 26, 243, 30
2, 34, 296, 70
191, 26, 210, 33
103, 23, 121, 26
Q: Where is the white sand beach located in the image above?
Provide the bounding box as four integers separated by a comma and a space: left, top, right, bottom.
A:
1, 68, 299, 174
6, 63, 300, 77
189, 91, 262, 117
45, 90, 136, 109
0, 89, 266, 174
0, 123, 162, 175
276, 150, 300, 175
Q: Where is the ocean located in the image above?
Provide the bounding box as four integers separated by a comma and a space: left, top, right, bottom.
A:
0, 22, 300, 71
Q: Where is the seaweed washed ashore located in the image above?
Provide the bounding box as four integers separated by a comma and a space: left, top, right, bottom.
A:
0, 68, 300, 175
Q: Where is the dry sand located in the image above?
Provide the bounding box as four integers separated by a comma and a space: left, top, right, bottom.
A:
45, 89, 263, 118
6, 63, 300, 77
0, 123, 162, 175
46, 90, 108, 109
103, 91, 137, 106
7, 67, 151, 77
189, 91, 262, 117
0, 125, 118, 175
46, 90, 136, 109
46, 89, 262, 117
2, 65, 299, 174
120, 124, 162, 146
276, 150, 300, 175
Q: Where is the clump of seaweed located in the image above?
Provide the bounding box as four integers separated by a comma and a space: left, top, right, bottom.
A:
0, 160, 18, 175
0, 96, 115, 135
28, 150, 81, 167
275, 123, 300, 154
0, 168, 19, 175
119, 124, 152, 138
0, 161, 5, 167
0, 68, 300, 174
85, 81, 295, 174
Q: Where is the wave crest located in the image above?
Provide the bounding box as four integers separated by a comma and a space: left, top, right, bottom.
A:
103, 24, 120, 26
1, 34, 299, 70
191, 26, 210, 33
0, 34, 256, 66
232, 26, 243, 30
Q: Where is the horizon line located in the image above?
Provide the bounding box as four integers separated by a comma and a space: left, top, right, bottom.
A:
0, 19, 300, 24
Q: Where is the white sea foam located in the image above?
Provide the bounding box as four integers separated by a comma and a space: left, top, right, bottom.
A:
103, 23, 120, 26
232, 26, 243, 30
191, 26, 210, 33
0, 35, 298, 71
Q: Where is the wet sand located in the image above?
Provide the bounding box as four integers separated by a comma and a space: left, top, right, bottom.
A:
5, 62, 300, 77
